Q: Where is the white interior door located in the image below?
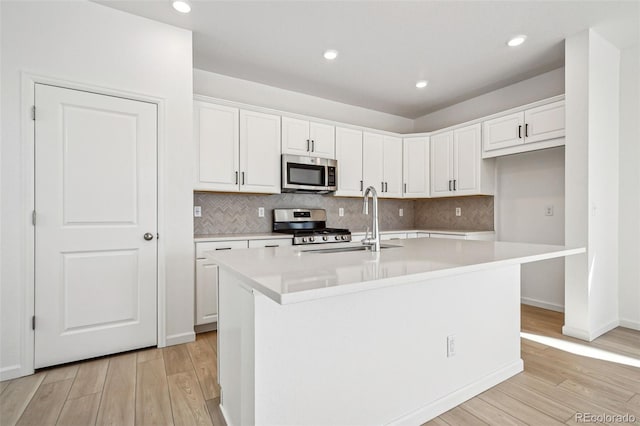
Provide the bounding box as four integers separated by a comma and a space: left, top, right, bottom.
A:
34, 84, 158, 368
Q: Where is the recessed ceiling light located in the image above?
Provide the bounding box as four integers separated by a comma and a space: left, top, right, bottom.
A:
416, 80, 428, 89
323, 50, 338, 60
507, 35, 527, 47
172, 0, 191, 13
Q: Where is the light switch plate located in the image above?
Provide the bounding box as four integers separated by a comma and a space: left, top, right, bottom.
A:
339, 207, 344, 217
194, 206, 202, 217
545, 205, 554, 216
258, 207, 265, 218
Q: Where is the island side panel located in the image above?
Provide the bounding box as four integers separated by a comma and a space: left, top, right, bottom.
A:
218, 271, 256, 426
252, 265, 522, 426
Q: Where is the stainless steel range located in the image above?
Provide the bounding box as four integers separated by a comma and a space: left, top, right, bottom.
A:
273, 208, 351, 245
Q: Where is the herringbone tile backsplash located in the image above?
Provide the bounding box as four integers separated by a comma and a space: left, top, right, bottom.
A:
194, 192, 494, 235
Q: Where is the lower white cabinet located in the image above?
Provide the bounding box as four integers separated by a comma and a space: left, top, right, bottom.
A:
195, 240, 249, 326
248, 239, 293, 248
381, 232, 407, 241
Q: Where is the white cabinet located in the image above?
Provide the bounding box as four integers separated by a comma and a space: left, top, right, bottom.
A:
194, 101, 240, 191
282, 116, 335, 159
335, 127, 363, 196
403, 136, 429, 198
195, 100, 281, 194
240, 110, 281, 193
248, 239, 293, 248
482, 100, 565, 158
362, 132, 403, 198
195, 240, 249, 326
430, 123, 494, 198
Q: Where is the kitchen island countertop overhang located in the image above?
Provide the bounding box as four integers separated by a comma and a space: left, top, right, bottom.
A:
205, 238, 585, 305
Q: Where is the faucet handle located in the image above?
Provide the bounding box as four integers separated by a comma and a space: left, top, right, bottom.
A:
362, 226, 370, 243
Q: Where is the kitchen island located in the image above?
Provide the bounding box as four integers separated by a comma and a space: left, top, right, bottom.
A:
207, 238, 583, 426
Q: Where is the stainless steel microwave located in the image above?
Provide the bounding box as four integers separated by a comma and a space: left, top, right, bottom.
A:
281, 154, 337, 194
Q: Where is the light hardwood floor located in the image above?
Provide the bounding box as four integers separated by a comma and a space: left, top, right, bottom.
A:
1, 305, 638, 426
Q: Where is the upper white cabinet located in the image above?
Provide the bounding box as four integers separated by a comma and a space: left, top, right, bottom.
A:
194, 101, 240, 192
482, 99, 565, 158
430, 123, 495, 197
362, 132, 403, 198
240, 110, 281, 193
403, 136, 429, 198
282, 116, 335, 159
335, 127, 363, 197
195, 101, 281, 193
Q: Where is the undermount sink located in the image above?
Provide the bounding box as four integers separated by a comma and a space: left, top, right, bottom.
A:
303, 244, 401, 254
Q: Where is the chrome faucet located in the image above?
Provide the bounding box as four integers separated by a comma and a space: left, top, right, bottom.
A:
362, 186, 381, 252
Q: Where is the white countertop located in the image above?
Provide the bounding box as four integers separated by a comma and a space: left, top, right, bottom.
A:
194, 229, 494, 242
206, 238, 584, 305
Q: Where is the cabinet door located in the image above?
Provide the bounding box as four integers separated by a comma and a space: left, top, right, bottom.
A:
454, 124, 481, 195
195, 259, 218, 325
430, 131, 454, 197
382, 136, 403, 198
240, 110, 281, 194
281, 116, 310, 156
309, 122, 335, 159
403, 137, 429, 198
482, 111, 524, 152
194, 101, 239, 191
362, 132, 384, 194
524, 100, 565, 144
335, 127, 363, 196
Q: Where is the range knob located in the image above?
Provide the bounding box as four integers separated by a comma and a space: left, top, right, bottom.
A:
309, 236, 315, 242
322, 236, 328, 241
335, 235, 341, 241
302, 237, 308, 243
341, 235, 348, 241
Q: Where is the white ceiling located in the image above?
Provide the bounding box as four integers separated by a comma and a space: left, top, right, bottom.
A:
97, 1, 639, 118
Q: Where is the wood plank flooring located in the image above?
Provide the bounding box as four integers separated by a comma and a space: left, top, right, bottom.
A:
1, 305, 638, 426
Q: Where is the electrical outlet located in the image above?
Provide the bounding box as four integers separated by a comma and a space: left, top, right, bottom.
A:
258, 207, 265, 218
447, 335, 456, 357
455, 207, 461, 217
193, 206, 202, 217
399, 208, 404, 217
545, 205, 554, 216
339, 207, 344, 217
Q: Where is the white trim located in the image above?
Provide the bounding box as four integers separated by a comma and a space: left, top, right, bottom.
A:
521, 297, 565, 313
386, 360, 524, 426
0, 365, 24, 381
219, 403, 235, 426
591, 319, 620, 340
619, 319, 640, 331
21, 71, 168, 374
166, 331, 196, 346
482, 137, 565, 159
562, 325, 592, 341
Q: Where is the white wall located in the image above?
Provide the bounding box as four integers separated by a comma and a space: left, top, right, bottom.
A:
496, 148, 566, 311
1, 1, 194, 379
413, 68, 565, 132
618, 44, 640, 330
564, 29, 620, 341
194, 69, 415, 134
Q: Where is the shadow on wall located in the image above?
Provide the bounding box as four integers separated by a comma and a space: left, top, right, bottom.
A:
194, 192, 494, 235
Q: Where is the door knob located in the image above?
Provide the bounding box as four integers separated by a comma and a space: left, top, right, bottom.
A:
143, 233, 154, 241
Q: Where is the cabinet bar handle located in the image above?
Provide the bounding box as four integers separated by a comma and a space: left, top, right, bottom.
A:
241, 172, 245, 185
404, 183, 407, 193
215, 247, 232, 250
360, 180, 363, 191
449, 180, 452, 191
453, 179, 457, 191
306, 139, 310, 151
265, 245, 279, 248
235, 171, 238, 184
381, 181, 384, 192
518, 125, 522, 139
311, 140, 315, 152
385, 182, 388, 192
525, 123, 529, 137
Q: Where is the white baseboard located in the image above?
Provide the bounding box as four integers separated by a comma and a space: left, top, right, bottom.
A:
591, 319, 620, 339
219, 403, 235, 426
562, 325, 592, 341
0, 364, 23, 381
195, 322, 217, 333
165, 331, 195, 346
521, 297, 564, 312
387, 360, 524, 426
619, 318, 640, 331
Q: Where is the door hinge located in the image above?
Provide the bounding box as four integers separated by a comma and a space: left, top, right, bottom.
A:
156, 233, 160, 240
32, 316, 36, 330
32, 210, 36, 226
31, 106, 36, 121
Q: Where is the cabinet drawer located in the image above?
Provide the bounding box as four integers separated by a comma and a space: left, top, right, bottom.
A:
248, 238, 293, 248
196, 240, 249, 258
